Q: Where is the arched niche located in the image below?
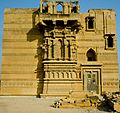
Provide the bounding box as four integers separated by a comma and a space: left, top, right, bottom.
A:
87, 49, 97, 61
42, 2, 48, 13
71, 3, 77, 13
56, 3, 63, 13
88, 18, 94, 29
107, 35, 113, 47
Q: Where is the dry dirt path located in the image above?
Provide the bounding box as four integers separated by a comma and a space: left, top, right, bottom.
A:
0, 96, 110, 113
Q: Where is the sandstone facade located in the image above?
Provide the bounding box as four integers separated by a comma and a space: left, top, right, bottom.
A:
0, 0, 119, 96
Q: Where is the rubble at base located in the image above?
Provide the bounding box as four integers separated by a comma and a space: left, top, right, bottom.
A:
102, 92, 120, 112
51, 92, 120, 112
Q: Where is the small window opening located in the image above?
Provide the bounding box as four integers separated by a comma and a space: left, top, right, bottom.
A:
71, 6, 77, 13
108, 36, 113, 47
42, 2, 48, 13
56, 20, 64, 27
71, 3, 77, 13
87, 49, 96, 61
56, 3, 63, 13
88, 74, 91, 78
88, 17, 94, 29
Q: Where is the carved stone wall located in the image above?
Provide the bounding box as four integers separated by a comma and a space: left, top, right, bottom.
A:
0, 1, 119, 96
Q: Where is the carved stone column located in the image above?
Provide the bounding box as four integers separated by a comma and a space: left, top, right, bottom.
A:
64, 39, 69, 60
40, 1, 43, 13
54, 39, 61, 59
45, 71, 48, 78
48, 2, 53, 14
68, 5, 71, 14
70, 40, 77, 61
43, 39, 48, 59
48, 39, 52, 59
63, 3, 68, 14
53, 3, 56, 14
69, 40, 73, 60
62, 39, 65, 60
72, 46, 76, 60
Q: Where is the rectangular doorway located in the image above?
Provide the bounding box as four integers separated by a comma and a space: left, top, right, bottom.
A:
83, 69, 101, 94
86, 71, 98, 92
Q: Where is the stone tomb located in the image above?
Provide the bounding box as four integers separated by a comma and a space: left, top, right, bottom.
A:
0, 0, 119, 96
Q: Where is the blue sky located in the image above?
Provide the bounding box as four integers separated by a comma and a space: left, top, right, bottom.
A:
0, 0, 120, 76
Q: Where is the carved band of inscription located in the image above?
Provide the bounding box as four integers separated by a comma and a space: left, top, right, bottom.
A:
103, 82, 118, 86
1, 80, 36, 88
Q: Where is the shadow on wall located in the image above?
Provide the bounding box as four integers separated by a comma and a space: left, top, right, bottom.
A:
27, 9, 44, 97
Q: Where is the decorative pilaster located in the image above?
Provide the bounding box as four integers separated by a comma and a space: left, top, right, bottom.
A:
44, 39, 48, 59
48, 39, 52, 59
64, 40, 69, 60
48, 2, 53, 14
63, 3, 68, 14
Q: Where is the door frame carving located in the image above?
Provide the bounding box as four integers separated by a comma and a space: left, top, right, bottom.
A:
81, 63, 102, 94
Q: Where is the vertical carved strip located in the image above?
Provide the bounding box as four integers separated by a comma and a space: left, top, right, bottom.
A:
44, 39, 48, 59
68, 40, 71, 60
51, 40, 54, 58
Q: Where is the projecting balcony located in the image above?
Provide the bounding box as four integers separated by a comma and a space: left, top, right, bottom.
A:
39, 19, 81, 37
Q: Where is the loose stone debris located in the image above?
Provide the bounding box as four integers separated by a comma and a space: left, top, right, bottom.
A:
102, 92, 120, 112
51, 92, 120, 112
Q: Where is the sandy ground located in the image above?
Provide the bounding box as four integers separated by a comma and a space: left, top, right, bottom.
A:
0, 96, 110, 113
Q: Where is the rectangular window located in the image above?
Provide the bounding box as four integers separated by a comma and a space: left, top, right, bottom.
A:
86, 17, 95, 31
105, 34, 115, 50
